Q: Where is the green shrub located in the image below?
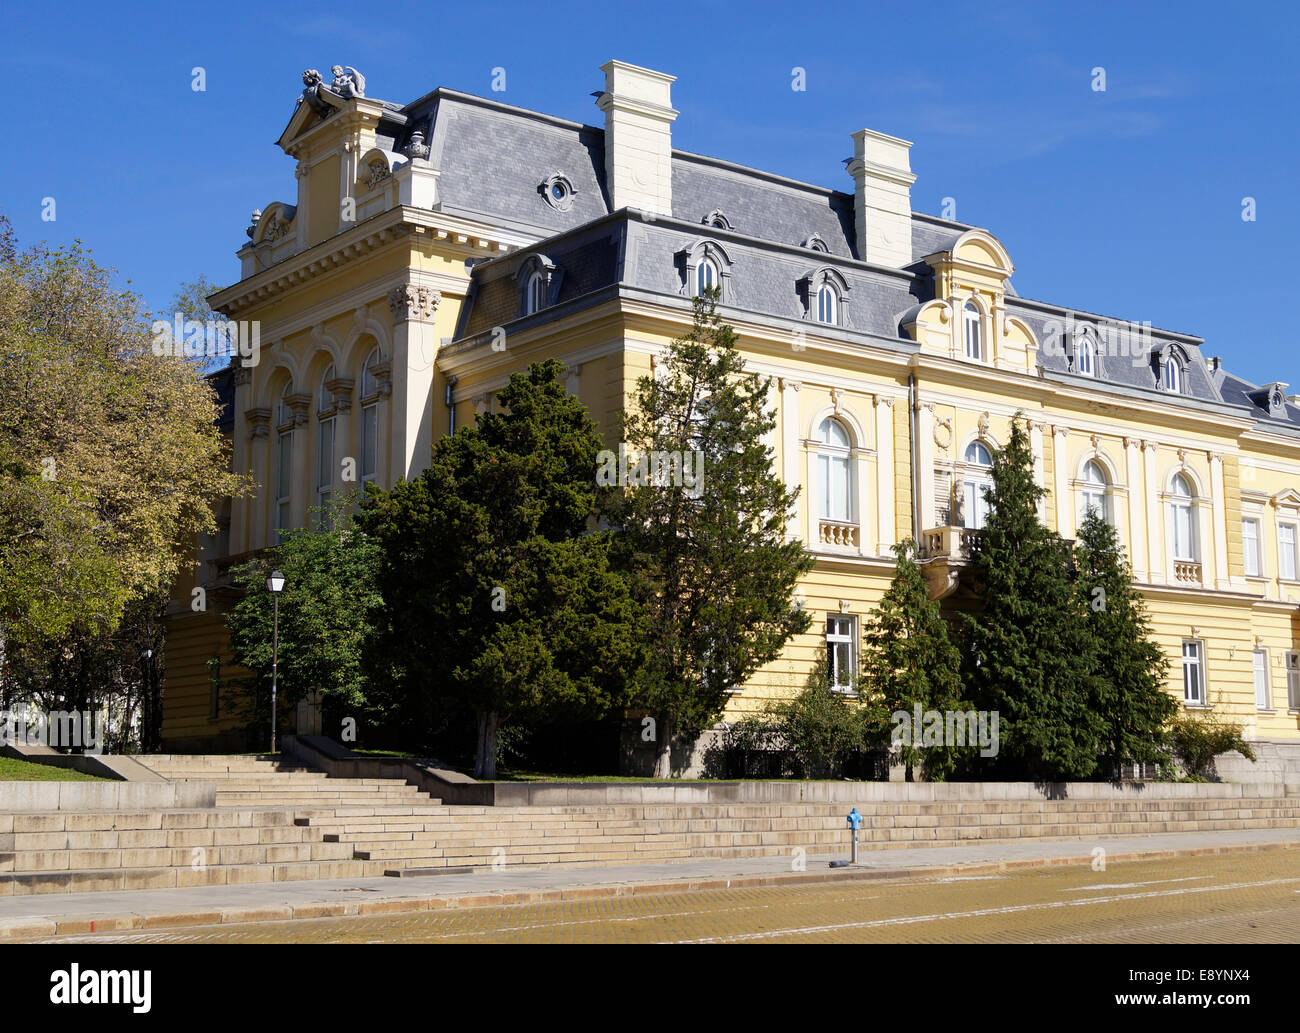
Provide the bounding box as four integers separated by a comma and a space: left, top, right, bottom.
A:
1168, 713, 1256, 781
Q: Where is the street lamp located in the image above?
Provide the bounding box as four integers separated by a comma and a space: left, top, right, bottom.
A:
267, 570, 285, 753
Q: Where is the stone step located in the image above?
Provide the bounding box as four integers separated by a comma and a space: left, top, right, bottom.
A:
0, 858, 388, 896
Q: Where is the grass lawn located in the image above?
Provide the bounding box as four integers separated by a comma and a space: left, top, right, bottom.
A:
0, 756, 110, 782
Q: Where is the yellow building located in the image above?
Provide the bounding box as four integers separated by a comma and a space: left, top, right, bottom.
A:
164, 60, 1300, 779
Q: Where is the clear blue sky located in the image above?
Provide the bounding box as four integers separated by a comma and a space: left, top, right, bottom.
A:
4, 1, 1296, 385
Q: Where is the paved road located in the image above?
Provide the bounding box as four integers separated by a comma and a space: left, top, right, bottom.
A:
30, 851, 1300, 944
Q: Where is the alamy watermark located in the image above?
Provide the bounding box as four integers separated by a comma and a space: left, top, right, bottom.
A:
1, 710, 106, 755
596, 443, 705, 498
151, 313, 261, 366
891, 704, 1000, 758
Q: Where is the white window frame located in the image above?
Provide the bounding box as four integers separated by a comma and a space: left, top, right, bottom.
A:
275, 428, 293, 544
1253, 649, 1271, 710
826, 615, 857, 694
1169, 475, 1197, 562
695, 257, 718, 297
962, 301, 983, 361
816, 284, 838, 325
525, 271, 546, 315
816, 417, 853, 524
1181, 639, 1206, 705
1242, 517, 1261, 577
1078, 460, 1109, 525
1279, 522, 1297, 581
962, 440, 993, 530
1164, 359, 1182, 393
1077, 334, 1095, 376
317, 415, 334, 530
1287, 651, 1300, 711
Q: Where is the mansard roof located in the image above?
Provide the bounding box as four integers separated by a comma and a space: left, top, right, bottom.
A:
365, 83, 1293, 432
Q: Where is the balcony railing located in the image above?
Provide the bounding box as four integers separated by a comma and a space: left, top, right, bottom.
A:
1173, 560, 1203, 585
918, 526, 981, 560
818, 519, 859, 549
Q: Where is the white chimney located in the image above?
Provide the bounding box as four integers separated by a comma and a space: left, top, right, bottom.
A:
847, 129, 916, 267
596, 60, 678, 216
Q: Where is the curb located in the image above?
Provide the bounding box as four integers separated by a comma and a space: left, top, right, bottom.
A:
3, 839, 1296, 941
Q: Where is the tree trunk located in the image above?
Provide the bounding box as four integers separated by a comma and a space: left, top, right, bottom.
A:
652, 715, 673, 779
474, 711, 499, 780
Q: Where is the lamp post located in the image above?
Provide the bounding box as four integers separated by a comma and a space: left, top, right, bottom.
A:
267, 569, 285, 753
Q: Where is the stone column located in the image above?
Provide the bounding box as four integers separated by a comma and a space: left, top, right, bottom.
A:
916, 401, 935, 530
388, 285, 440, 481
228, 366, 252, 555
1124, 437, 1147, 581
1144, 442, 1163, 583
1029, 421, 1047, 524
243, 406, 270, 553
285, 393, 311, 531
780, 379, 801, 541
1209, 451, 1229, 589
1052, 425, 1070, 538
327, 374, 354, 494
874, 396, 896, 555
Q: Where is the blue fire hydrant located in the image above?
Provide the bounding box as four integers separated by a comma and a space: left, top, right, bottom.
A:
831, 808, 862, 868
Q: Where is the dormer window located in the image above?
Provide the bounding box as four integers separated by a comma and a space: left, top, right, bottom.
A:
517, 254, 561, 316
696, 257, 718, 296
1164, 357, 1182, 393
802, 233, 830, 253
702, 209, 732, 230
817, 284, 838, 324
963, 301, 984, 361
1076, 331, 1096, 377
526, 271, 545, 315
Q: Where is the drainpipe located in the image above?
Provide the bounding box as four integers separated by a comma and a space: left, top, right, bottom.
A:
446, 376, 458, 436
908, 373, 921, 543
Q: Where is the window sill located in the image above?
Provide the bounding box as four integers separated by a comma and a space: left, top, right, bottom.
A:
1255, 708, 1276, 714
1183, 703, 1212, 711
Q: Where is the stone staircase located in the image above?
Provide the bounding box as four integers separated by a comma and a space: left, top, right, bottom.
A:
297, 794, 1300, 872
3, 754, 1299, 895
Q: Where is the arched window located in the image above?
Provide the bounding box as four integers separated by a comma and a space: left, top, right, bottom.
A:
1164, 357, 1183, 393
817, 284, 838, 325
278, 381, 295, 428
696, 256, 719, 297
1169, 473, 1197, 561
963, 301, 984, 361
963, 440, 993, 530
1077, 334, 1096, 376
816, 417, 853, 523
361, 349, 380, 485
319, 365, 334, 410
276, 384, 294, 543
525, 271, 546, 315
1079, 460, 1109, 523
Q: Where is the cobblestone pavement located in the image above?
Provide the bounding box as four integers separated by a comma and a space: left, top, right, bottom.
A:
29, 851, 1300, 943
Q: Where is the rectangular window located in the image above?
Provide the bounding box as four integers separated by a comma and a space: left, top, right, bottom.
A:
1181, 640, 1205, 704
275, 430, 293, 544
1279, 524, 1297, 580
1242, 518, 1261, 576
317, 418, 334, 530
1288, 652, 1300, 711
826, 616, 856, 693
1172, 502, 1195, 561
1253, 649, 1270, 710
361, 403, 377, 485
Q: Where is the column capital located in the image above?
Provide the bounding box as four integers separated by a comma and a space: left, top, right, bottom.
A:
245, 407, 271, 438
388, 284, 441, 323
779, 377, 801, 392
874, 394, 895, 409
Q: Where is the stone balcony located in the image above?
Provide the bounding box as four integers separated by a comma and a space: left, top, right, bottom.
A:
1173, 560, 1204, 586
917, 525, 981, 599
817, 518, 859, 549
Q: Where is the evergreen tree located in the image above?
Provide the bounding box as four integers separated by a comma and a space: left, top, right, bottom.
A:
611, 291, 813, 778
1074, 509, 1177, 779
859, 539, 965, 781
960, 417, 1104, 780
359, 359, 642, 778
